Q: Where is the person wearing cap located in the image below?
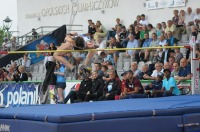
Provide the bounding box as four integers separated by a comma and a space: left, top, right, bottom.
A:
121, 70, 144, 99
161, 69, 180, 96
144, 72, 163, 97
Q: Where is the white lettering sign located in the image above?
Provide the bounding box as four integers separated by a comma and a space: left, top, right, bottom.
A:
25, 0, 119, 19
0, 124, 10, 132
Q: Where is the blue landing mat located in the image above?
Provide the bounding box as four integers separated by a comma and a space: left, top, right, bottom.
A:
0, 95, 200, 123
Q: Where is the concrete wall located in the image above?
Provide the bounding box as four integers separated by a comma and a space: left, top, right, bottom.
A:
17, 0, 200, 36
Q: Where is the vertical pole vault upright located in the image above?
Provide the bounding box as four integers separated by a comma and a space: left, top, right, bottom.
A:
190, 36, 200, 94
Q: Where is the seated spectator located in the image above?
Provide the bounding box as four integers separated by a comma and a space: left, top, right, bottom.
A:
134, 25, 141, 40
130, 62, 141, 78
101, 65, 108, 77
147, 24, 156, 37
161, 43, 173, 63
0, 68, 5, 81
117, 26, 127, 43
171, 62, 180, 77
138, 64, 152, 80
161, 69, 180, 96
21, 53, 31, 72
144, 62, 163, 80
107, 18, 123, 40
144, 72, 163, 97
94, 20, 107, 44
168, 56, 176, 69
121, 71, 127, 93
149, 33, 159, 62
152, 45, 163, 63
193, 8, 200, 27
94, 62, 104, 78
13, 66, 28, 82
121, 25, 134, 48
175, 58, 191, 84
185, 7, 195, 40
66, 52, 76, 66
156, 23, 164, 38
54, 62, 66, 103
126, 34, 140, 63
161, 22, 167, 32
99, 70, 121, 101
140, 25, 149, 45
163, 62, 172, 71
158, 35, 167, 47
120, 70, 144, 99
166, 31, 178, 46
100, 51, 114, 65
84, 70, 104, 102
165, 20, 177, 37
139, 33, 151, 62
139, 14, 149, 26
175, 48, 183, 63
132, 15, 141, 27
178, 10, 186, 26
75, 70, 93, 102
4, 67, 15, 81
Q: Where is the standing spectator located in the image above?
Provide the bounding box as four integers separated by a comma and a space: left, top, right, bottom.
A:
54, 62, 66, 103
21, 53, 31, 72
87, 19, 96, 39
139, 14, 149, 26
156, 23, 163, 38
2, 37, 11, 51
44, 42, 57, 65
185, 7, 195, 40
32, 28, 38, 40
99, 70, 121, 101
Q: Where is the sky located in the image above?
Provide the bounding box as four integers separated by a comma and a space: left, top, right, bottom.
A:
0, 0, 17, 32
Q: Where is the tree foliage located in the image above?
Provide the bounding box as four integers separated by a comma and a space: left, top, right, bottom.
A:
0, 27, 7, 46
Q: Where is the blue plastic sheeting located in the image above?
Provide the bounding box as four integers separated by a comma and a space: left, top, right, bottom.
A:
1, 95, 200, 123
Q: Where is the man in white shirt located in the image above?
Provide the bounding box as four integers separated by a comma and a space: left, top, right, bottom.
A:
193, 8, 200, 25
139, 14, 149, 26
185, 7, 195, 40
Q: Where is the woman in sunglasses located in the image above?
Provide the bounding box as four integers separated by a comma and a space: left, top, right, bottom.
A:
54, 32, 98, 72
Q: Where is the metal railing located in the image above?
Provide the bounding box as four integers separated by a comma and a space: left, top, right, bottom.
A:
16, 25, 83, 47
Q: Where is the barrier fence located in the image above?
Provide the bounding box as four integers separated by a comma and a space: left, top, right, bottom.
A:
0, 80, 191, 108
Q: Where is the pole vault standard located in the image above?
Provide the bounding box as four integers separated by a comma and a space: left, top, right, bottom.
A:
190, 36, 200, 94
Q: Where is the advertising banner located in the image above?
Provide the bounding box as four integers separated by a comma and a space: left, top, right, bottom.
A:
0, 25, 66, 68
146, 0, 186, 10
0, 83, 40, 108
